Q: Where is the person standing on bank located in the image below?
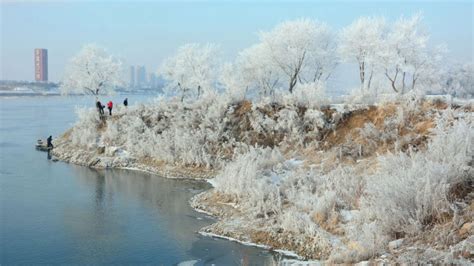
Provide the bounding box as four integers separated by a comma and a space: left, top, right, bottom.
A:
107, 101, 113, 116
123, 98, 128, 107
47, 135, 53, 149
96, 100, 105, 116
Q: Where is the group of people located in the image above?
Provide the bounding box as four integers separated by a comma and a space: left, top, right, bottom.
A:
96, 98, 128, 116
44, 98, 129, 158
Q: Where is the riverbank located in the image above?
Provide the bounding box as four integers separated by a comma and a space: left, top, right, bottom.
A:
50, 94, 473, 264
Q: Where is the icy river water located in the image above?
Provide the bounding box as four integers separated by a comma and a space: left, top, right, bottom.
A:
0, 95, 281, 265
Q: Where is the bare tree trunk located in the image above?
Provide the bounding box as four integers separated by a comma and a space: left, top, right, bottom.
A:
411, 76, 417, 91
288, 51, 306, 93
385, 68, 399, 93
402, 72, 406, 94
359, 61, 365, 91
390, 80, 398, 93
289, 74, 298, 93
367, 69, 374, 90
178, 82, 185, 102
313, 66, 323, 82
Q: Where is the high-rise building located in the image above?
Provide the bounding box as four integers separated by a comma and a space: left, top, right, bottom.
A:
135, 66, 147, 88
34, 48, 48, 82
129, 66, 135, 87
148, 73, 157, 88
130, 65, 157, 88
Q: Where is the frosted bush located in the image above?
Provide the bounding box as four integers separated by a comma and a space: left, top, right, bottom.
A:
345, 88, 378, 105
332, 220, 389, 262
281, 165, 364, 220
358, 122, 380, 153
303, 109, 326, 130
361, 116, 473, 237
213, 147, 285, 217
356, 120, 399, 154
248, 110, 268, 134
71, 107, 101, 149
102, 121, 121, 146
279, 207, 317, 235
324, 166, 365, 210
282, 82, 328, 108
275, 108, 300, 134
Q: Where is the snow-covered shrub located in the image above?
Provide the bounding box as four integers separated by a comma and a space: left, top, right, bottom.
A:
220, 62, 250, 101
278, 207, 319, 237
442, 63, 474, 98
303, 109, 327, 144
356, 120, 400, 155
276, 82, 329, 108
70, 107, 101, 149
332, 220, 389, 263
357, 122, 380, 154
361, 116, 473, 238
275, 108, 301, 135
345, 88, 379, 105
213, 147, 285, 217
304, 109, 326, 130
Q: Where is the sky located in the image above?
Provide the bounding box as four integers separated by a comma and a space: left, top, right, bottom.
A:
1, 0, 473, 83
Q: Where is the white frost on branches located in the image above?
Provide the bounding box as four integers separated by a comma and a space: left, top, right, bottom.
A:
260, 18, 338, 93
222, 18, 337, 98
443, 63, 474, 98
160, 43, 221, 101
61, 44, 123, 96
339, 16, 386, 92
380, 14, 444, 94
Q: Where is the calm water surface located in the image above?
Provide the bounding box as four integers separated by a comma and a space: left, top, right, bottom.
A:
0, 95, 281, 265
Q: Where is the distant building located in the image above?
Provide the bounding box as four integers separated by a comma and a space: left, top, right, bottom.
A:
129, 66, 135, 87
135, 65, 147, 88
148, 73, 157, 88
129, 65, 158, 89
34, 48, 48, 82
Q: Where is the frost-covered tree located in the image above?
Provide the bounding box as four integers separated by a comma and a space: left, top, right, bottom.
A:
160, 43, 220, 101
260, 18, 338, 93
379, 14, 438, 93
408, 45, 445, 92
443, 62, 474, 98
232, 43, 282, 97
219, 62, 252, 100
61, 44, 123, 96
339, 16, 386, 91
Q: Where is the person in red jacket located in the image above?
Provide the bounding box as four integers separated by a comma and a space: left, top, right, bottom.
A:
107, 101, 113, 116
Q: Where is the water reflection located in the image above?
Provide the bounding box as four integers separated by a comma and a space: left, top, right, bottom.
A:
65, 167, 281, 265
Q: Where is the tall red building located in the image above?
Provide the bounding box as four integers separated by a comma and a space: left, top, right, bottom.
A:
34, 48, 48, 82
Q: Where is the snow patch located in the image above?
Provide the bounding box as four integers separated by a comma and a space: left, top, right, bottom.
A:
177, 259, 199, 266
199, 231, 302, 259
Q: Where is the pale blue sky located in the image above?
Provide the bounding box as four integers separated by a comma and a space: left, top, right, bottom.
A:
1, 0, 473, 82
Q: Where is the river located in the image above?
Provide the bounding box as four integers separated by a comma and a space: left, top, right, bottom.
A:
0, 95, 282, 265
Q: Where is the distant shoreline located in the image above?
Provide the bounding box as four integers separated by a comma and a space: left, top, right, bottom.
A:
0, 91, 161, 98
0, 92, 61, 97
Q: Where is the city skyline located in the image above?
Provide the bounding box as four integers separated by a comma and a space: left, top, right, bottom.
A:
1, 1, 473, 85
129, 65, 159, 88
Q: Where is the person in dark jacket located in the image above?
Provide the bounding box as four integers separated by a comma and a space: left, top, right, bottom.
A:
47, 135, 53, 149
123, 98, 128, 107
96, 100, 105, 115
107, 101, 113, 116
